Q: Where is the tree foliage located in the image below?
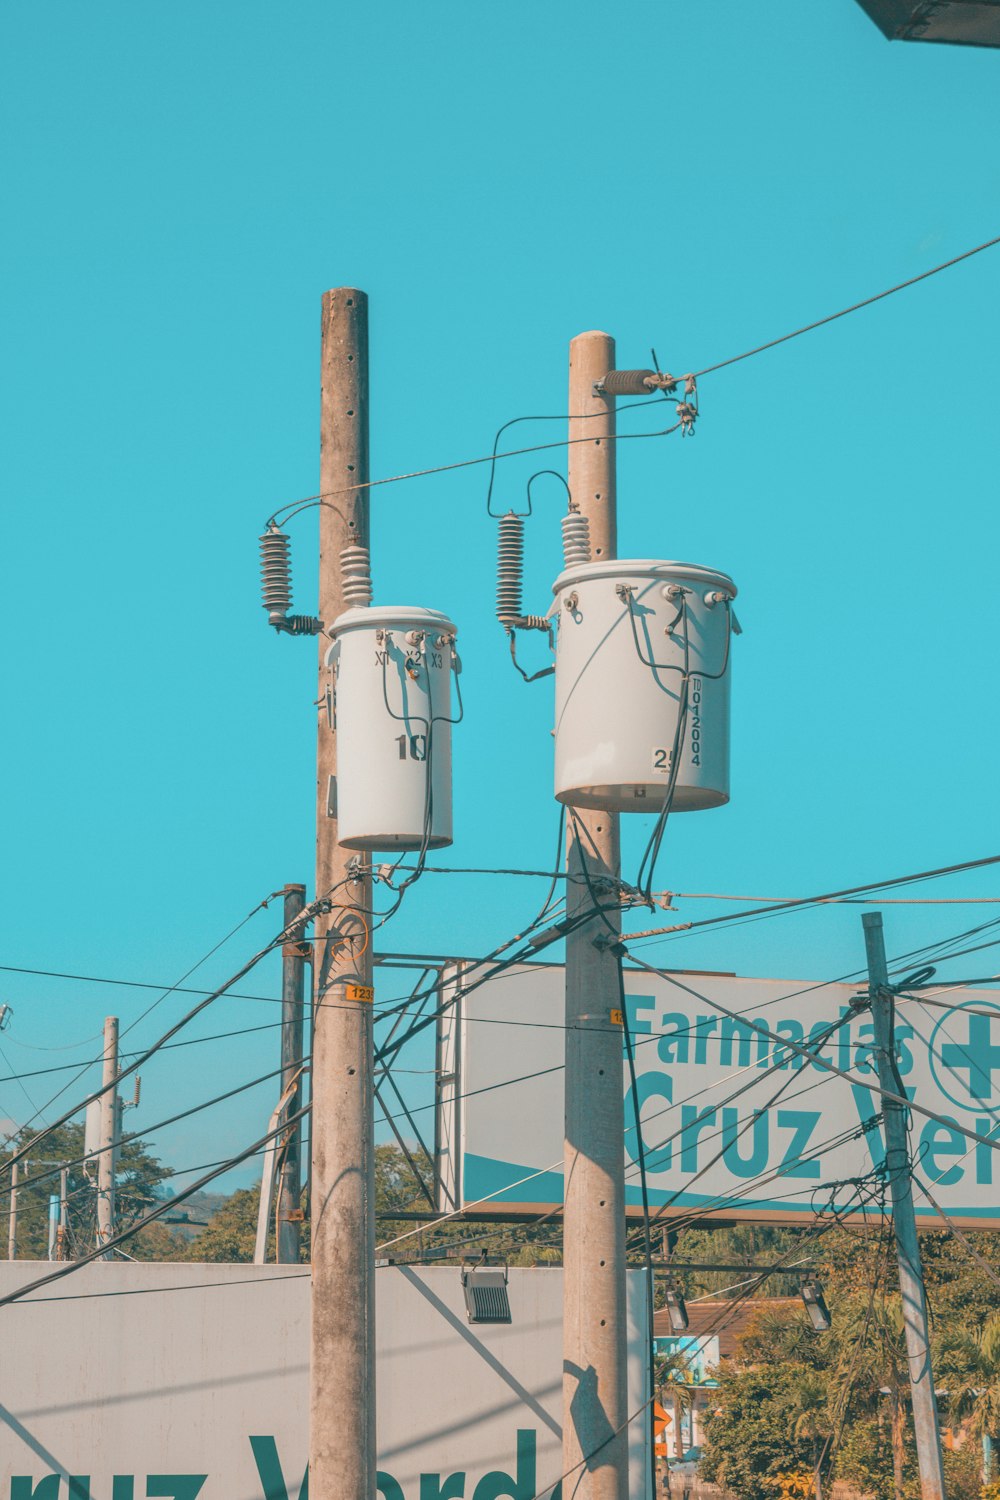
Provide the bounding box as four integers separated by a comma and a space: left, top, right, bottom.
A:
694, 1223, 999, 1500
1, 1122, 172, 1261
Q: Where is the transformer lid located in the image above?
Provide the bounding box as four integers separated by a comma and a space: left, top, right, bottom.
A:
330, 604, 458, 636
552, 558, 737, 598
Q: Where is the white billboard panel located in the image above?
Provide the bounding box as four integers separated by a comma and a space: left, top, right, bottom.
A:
444, 963, 1000, 1227
0, 1263, 650, 1500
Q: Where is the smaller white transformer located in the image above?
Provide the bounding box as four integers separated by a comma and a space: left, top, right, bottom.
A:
552, 559, 737, 814
327, 604, 460, 850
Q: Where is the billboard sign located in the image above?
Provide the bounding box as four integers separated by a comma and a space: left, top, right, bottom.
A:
437, 963, 1000, 1227
0, 1263, 651, 1500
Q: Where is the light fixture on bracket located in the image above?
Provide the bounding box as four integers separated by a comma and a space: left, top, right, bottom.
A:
662, 1275, 689, 1333
799, 1277, 832, 1332
462, 1257, 512, 1325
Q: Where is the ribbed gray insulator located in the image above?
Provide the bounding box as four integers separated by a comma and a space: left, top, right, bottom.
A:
341, 545, 373, 608
496, 512, 524, 625
283, 614, 322, 636
600, 369, 657, 396
260, 525, 292, 615
561, 510, 591, 568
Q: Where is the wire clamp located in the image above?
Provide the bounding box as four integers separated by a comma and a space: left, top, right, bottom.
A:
592, 933, 627, 956
676, 401, 698, 436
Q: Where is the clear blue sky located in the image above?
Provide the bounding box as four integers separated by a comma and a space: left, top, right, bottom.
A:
2, 2, 998, 1190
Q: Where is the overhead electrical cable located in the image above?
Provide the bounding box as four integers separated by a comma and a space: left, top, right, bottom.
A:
0, 887, 337, 1178
911, 1173, 1000, 1296
0, 1105, 310, 1309
692, 231, 1000, 378
0, 1019, 294, 1085
262, 233, 1000, 523
3, 851, 994, 1044
622, 948, 1000, 1157
624, 852, 1000, 946
2, 1057, 307, 1201
0, 887, 288, 1146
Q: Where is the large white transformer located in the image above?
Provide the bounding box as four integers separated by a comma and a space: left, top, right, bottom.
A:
327, 604, 459, 850
551, 559, 737, 813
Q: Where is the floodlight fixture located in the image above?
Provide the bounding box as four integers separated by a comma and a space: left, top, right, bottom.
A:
799, 1277, 832, 1332
663, 1276, 689, 1333
462, 1261, 512, 1325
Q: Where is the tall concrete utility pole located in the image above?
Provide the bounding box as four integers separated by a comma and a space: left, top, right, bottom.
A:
563, 330, 629, 1499
96, 1015, 118, 1258
277, 881, 307, 1264
311, 288, 376, 1500
864, 911, 946, 1500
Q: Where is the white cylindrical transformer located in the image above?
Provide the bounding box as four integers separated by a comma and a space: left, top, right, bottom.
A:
327, 605, 459, 850
552, 559, 737, 814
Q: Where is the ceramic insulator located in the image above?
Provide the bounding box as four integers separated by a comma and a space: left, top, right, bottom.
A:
561, 511, 591, 568
341, 545, 373, 608
496, 512, 524, 625
260, 525, 292, 617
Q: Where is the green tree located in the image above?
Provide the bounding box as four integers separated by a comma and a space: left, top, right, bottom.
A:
938, 1312, 1000, 1484
183, 1143, 429, 1263
789, 1371, 832, 1500
700, 1364, 813, 1500
654, 1342, 695, 1461
183, 1185, 264, 1262
1, 1122, 171, 1261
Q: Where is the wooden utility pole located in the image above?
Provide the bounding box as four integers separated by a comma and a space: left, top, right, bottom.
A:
277, 881, 307, 1264
864, 911, 946, 1500
96, 1015, 118, 1259
311, 288, 376, 1499
7, 1160, 18, 1260
563, 330, 629, 1498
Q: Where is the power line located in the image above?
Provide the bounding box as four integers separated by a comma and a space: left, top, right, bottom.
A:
3, 852, 994, 1050
14, 1271, 312, 1304
623, 948, 1000, 1158
0, 1019, 292, 1084
0, 888, 288, 1146
369, 856, 1000, 1070
624, 852, 1000, 945
385, 867, 1000, 905
911, 1173, 1000, 1296
0, 889, 334, 1178
263, 232, 1000, 520
693, 231, 1000, 379
4, 1057, 306, 1200
0, 1104, 310, 1308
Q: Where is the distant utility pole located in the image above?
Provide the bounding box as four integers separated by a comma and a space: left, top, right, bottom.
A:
277, 881, 307, 1264
7, 1160, 18, 1260
58, 1166, 68, 1259
311, 288, 376, 1500
864, 911, 946, 1500
563, 330, 629, 1499
96, 1015, 119, 1259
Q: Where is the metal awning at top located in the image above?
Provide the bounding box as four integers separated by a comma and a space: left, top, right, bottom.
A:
855, 0, 1000, 46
